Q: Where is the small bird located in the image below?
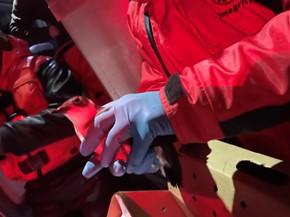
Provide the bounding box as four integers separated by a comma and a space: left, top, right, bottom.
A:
57, 96, 182, 186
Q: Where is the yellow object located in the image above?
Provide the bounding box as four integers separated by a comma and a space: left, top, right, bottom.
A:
108, 140, 290, 217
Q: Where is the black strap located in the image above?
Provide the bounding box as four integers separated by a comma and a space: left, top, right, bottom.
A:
18, 150, 49, 175
220, 101, 290, 138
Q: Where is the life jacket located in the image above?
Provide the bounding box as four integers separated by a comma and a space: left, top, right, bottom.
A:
0, 132, 80, 181
0, 36, 82, 181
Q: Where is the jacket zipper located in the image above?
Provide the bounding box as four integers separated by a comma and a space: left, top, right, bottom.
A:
144, 12, 171, 78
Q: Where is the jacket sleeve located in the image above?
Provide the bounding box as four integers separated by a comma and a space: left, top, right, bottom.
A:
160, 11, 290, 144
0, 110, 75, 156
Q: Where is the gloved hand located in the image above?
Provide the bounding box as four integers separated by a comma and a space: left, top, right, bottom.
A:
80, 91, 175, 176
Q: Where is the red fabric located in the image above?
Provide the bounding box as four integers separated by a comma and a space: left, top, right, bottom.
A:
284, 0, 290, 9
171, 12, 290, 150
0, 35, 30, 78
128, 0, 290, 160
128, 0, 276, 92
0, 135, 80, 180
0, 36, 79, 180
0, 36, 48, 115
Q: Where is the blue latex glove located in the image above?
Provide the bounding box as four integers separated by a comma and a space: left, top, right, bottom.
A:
80, 91, 174, 177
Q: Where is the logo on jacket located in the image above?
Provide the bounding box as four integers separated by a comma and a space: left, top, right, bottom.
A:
213, 0, 234, 5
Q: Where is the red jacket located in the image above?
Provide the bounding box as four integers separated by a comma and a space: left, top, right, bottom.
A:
128, 0, 290, 160
0, 36, 84, 180
0, 36, 48, 117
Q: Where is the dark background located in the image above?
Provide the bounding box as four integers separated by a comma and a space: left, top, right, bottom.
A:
0, 0, 12, 32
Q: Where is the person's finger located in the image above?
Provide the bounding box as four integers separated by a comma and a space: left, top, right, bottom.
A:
101, 139, 121, 167
109, 160, 127, 177
82, 155, 103, 179
102, 101, 115, 109
93, 107, 115, 130
80, 108, 114, 156
80, 125, 104, 156
105, 108, 131, 146
126, 123, 154, 173
101, 119, 130, 167
132, 149, 160, 174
